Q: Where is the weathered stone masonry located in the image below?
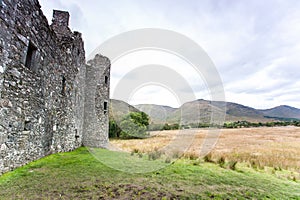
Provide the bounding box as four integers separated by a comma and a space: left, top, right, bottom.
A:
0, 0, 110, 174
83, 55, 110, 148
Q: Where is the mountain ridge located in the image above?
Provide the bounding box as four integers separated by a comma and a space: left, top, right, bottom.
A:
134, 99, 300, 123
110, 99, 300, 124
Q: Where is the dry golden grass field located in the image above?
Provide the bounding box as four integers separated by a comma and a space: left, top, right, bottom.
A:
111, 126, 300, 172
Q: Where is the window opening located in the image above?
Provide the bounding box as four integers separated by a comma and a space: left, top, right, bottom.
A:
25, 42, 37, 70
104, 101, 108, 114
61, 76, 66, 95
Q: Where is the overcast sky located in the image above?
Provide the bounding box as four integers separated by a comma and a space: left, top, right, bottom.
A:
39, 0, 300, 109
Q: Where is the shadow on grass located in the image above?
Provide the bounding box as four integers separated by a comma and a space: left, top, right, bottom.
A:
88, 148, 170, 173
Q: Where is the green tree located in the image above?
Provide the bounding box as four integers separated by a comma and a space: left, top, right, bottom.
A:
119, 112, 150, 139
109, 120, 121, 138
129, 112, 149, 127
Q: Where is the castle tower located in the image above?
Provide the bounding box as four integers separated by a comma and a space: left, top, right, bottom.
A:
83, 54, 110, 148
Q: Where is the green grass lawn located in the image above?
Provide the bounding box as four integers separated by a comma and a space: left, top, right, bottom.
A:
0, 147, 299, 199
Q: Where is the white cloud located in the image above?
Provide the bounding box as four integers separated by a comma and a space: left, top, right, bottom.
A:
128, 85, 181, 108
39, 0, 300, 109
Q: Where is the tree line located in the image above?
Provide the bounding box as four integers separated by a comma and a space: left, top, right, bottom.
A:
109, 112, 300, 138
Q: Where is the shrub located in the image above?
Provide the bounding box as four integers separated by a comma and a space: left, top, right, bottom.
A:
162, 123, 171, 130
192, 160, 201, 166
250, 160, 257, 170
148, 150, 162, 160
171, 151, 182, 159
165, 157, 171, 163
203, 153, 214, 163
184, 152, 199, 160
217, 156, 225, 168
132, 148, 139, 153
228, 160, 238, 170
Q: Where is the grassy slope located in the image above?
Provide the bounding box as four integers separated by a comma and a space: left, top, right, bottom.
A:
0, 147, 299, 199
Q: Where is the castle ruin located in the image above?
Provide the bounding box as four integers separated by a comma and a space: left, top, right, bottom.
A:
0, 0, 110, 174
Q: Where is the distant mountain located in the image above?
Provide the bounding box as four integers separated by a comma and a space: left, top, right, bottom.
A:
134, 99, 284, 124
109, 99, 141, 122
224, 102, 266, 122
260, 105, 300, 120
164, 99, 225, 124
134, 104, 176, 123
111, 99, 300, 125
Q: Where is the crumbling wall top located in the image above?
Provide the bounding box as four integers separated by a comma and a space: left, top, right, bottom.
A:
87, 54, 111, 67
50, 10, 72, 39
52, 10, 69, 27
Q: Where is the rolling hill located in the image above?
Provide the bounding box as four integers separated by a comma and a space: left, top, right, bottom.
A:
260, 105, 300, 120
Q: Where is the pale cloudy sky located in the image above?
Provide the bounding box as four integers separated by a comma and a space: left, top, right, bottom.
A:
39, 0, 300, 109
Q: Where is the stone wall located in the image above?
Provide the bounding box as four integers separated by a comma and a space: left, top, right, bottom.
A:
0, 0, 110, 174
